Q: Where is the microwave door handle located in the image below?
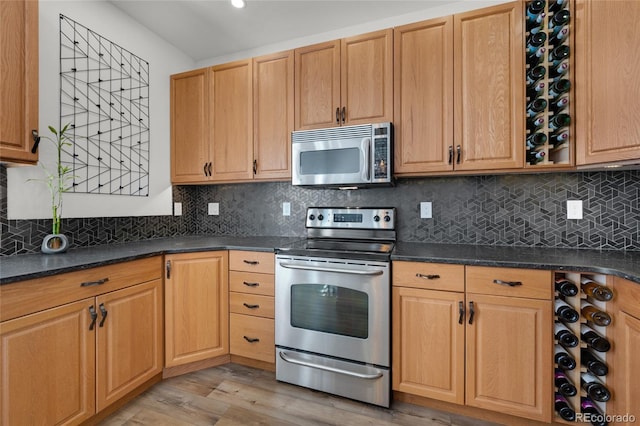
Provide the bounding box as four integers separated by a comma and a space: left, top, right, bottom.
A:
362, 138, 371, 181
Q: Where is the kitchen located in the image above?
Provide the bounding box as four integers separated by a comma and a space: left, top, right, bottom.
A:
1, 0, 639, 425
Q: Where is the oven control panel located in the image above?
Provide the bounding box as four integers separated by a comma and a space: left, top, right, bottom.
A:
306, 207, 395, 230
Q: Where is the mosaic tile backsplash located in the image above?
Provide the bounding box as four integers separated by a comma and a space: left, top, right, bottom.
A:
1, 165, 639, 255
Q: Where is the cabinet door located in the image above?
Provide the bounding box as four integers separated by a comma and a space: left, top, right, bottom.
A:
342, 29, 393, 126
253, 50, 293, 180
96, 279, 163, 412
210, 60, 254, 181
165, 251, 229, 367
170, 68, 209, 183
610, 311, 640, 425
394, 17, 453, 174
0, 0, 38, 164
294, 40, 341, 130
0, 299, 95, 425
465, 293, 552, 422
575, 0, 640, 165
392, 287, 464, 404
454, 2, 524, 171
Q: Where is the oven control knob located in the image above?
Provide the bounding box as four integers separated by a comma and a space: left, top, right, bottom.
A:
373, 215, 380, 222
317, 214, 324, 221
309, 214, 315, 221
384, 215, 391, 222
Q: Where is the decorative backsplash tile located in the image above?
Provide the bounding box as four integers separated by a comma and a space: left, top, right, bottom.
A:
1, 165, 638, 255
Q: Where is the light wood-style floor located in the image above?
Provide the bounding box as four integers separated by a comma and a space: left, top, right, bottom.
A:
100, 363, 499, 426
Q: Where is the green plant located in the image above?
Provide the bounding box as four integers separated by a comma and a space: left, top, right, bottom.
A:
29, 124, 74, 234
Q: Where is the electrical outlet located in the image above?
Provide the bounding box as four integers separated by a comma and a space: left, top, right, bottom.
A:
567, 200, 583, 220
282, 202, 291, 216
173, 202, 182, 216
208, 202, 219, 216
420, 202, 433, 219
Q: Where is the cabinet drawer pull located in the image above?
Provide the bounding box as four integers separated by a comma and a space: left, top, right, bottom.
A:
80, 277, 109, 287
243, 336, 260, 343
458, 301, 465, 325
341, 106, 346, 123
98, 303, 108, 327
243, 260, 259, 265
243, 281, 259, 287
89, 305, 98, 330
336, 107, 340, 124
166, 260, 171, 279
243, 303, 260, 309
448, 145, 453, 165
31, 129, 41, 153
493, 279, 523, 287
456, 145, 461, 164
207, 162, 212, 176
416, 273, 440, 280
468, 301, 475, 325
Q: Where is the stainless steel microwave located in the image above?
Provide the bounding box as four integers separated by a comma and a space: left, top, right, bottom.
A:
291, 122, 392, 188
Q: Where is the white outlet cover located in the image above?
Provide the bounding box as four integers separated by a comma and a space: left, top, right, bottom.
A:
174, 202, 182, 216
567, 200, 583, 220
282, 202, 291, 216
208, 202, 219, 216
420, 202, 433, 219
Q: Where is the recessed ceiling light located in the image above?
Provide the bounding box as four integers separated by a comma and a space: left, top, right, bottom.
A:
231, 0, 246, 8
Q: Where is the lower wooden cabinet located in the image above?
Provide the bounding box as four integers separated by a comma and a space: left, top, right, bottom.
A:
229, 313, 275, 363
164, 251, 229, 367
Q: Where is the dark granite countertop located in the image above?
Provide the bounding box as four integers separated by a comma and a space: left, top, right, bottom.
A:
1, 237, 639, 285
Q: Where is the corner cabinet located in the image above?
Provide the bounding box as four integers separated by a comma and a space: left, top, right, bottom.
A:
294, 29, 393, 130
574, 0, 640, 166
164, 251, 229, 367
0, 0, 39, 164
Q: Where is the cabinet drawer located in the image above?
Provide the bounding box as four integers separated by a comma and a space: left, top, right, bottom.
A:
230, 313, 274, 363
229, 250, 275, 274
393, 261, 465, 292
466, 266, 552, 300
229, 293, 274, 318
0, 257, 163, 322
229, 271, 275, 296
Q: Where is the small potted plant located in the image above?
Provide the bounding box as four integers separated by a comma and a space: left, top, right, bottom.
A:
30, 124, 74, 253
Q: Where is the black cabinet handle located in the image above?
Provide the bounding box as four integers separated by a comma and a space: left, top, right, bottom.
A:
468, 301, 475, 325
243, 303, 260, 309
243, 260, 259, 265
207, 162, 212, 176
166, 260, 171, 279
448, 146, 453, 165
493, 279, 523, 287
81, 277, 109, 287
253, 159, 257, 175
336, 107, 340, 124
341, 106, 346, 123
416, 273, 440, 280
456, 145, 461, 164
458, 301, 465, 325
203, 162, 208, 176
89, 305, 98, 330
31, 130, 41, 154
243, 281, 259, 287
243, 336, 260, 343
98, 303, 108, 327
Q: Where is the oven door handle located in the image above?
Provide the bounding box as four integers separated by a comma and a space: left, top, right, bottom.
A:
278, 262, 384, 276
279, 351, 383, 380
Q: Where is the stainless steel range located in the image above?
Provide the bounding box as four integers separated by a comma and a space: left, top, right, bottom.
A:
275, 207, 395, 407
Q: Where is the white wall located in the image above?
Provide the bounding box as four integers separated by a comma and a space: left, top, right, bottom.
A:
7, 0, 195, 219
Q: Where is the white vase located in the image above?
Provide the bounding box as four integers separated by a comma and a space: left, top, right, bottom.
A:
41, 234, 69, 254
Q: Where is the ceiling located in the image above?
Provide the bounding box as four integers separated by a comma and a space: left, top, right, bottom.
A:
108, 0, 452, 62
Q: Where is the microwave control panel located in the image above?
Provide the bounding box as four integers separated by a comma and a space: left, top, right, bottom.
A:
372, 124, 391, 181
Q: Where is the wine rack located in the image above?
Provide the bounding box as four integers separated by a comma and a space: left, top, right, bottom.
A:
524, 0, 573, 167
554, 271, 613, 424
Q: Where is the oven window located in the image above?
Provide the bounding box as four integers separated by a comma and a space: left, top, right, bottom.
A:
290, 284, 368, 339
299, 148, 360, 175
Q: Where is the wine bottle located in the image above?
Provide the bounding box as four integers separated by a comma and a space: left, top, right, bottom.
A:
581, 300, 612, 327
550, 27, 569, 45
527, 149, 546, 164
555, 344, 576, 370
555, 393, 576, 421
555, 369, 577, 397
581, 324, 611, 352
528, 18, 545, 35
548, 45, 570, 67
527, 116, 545, 131
548, 113, 571, 131
581, 278, 614, 302
548, 78, 571, 98
527, 98, 548, 117
581, 348, 608, 376
555, 278, 578, 297
527, 132, 548, 149
526, 0, 546, 22
550, 130, 569, 147
555, 322, 579, 348
581, 373, 612, 402
526, 32, 547, 56
580, 397, 608, 426
549, 61, 569, 78
549, 9, 571, 35
550, 97, 569, 114
526, 65, 547, 86
527, 81, 545, 99
555, 298, 579, 323
549, 0, 567, 13
528, 46, 547, 65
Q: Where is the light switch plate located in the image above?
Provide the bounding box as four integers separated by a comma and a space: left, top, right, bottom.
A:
282, 202, 291, 216
208, 202, 219, 216
420, 202, 433, 219
567, 200, 583, 220
173, 202, 182, 216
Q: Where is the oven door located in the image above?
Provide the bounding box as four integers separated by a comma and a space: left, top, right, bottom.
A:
275, 255, 389, 367
292, 137, 371, 186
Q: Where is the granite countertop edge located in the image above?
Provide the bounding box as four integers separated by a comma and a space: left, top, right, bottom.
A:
1, 236, 639, 285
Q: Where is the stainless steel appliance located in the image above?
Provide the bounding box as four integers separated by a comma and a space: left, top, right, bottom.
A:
291, 123, 392, 188
275, 207, 395, 407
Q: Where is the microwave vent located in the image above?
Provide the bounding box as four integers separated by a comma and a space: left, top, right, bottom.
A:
292, 123, 373, 144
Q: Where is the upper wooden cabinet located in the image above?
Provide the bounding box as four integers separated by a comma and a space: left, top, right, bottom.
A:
395, 2, 524, 175
294, 29, 393, 130
0, 0, 39, 165
574, 0, 640, 166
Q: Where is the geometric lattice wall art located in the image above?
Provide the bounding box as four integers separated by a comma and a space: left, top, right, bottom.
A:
59, 14, 150, 196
